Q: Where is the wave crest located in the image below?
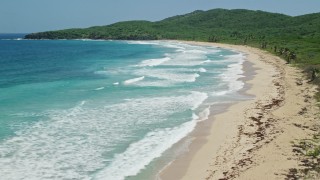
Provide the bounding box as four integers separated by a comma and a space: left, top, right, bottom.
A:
123, 76, 145, 85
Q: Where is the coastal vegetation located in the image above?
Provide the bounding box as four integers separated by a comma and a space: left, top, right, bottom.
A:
289, 132, 320, 179
25, 9, 320, 73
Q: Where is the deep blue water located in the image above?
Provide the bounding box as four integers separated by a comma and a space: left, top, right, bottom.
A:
0, 35, 246, 180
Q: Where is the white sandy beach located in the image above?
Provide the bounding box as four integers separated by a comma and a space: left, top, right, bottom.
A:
160, 41, 318, 179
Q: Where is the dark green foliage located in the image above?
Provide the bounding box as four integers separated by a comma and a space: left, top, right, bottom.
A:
25, 9, 320, 69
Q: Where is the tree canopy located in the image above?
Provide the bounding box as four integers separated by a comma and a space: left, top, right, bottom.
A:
25, 9, 320, 66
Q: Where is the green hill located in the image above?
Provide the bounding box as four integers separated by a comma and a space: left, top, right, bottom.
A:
25, 9, 320, 67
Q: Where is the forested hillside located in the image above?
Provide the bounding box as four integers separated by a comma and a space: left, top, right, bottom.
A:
25, 9, 320, 68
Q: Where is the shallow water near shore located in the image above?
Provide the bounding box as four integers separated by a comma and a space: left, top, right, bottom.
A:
0, 35, 247, 180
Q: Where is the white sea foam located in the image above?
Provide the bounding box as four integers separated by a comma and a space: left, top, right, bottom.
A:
95, 120, 196, 180
198, 68, 207, 73
1, 38, 25, 41
161, 51, 207, 66
0, 91, 208, 180
191, 91, 208, 110
146, 42, 221, 67
187, 49, 208, 54
95, 92, 208, 180
129, 41, 220, 68
94, 87, 105, 91
123, 76, 145, 84
0, 101, 106, 180
223, 54, 245, 63
162, 44, 186, 50
211, 90, 229, 96
128, 80, 173, 87
134, 69, 200, 83
137, 57, 171, 67
201, 60, 212, 64
219, 53, 245, 92
113, 82, 119, 85
197, 107, 211, 122
126, 41, 159, 45
80, 101, 86, 106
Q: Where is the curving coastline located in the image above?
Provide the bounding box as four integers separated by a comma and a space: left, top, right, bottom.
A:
159, 41, 318, 179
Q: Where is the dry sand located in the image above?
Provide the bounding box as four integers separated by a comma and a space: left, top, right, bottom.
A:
159, 41, 319, 179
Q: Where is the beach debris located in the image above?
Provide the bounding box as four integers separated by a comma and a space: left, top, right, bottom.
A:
296, 80, 303, 86
263, 98, 283, 110
284, 168, 300, 180
298, 107, 307, 115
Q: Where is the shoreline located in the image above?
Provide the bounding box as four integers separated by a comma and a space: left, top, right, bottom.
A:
159, 41, 318, 179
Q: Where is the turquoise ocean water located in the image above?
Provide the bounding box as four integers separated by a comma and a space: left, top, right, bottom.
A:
0, 34, 246, 180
